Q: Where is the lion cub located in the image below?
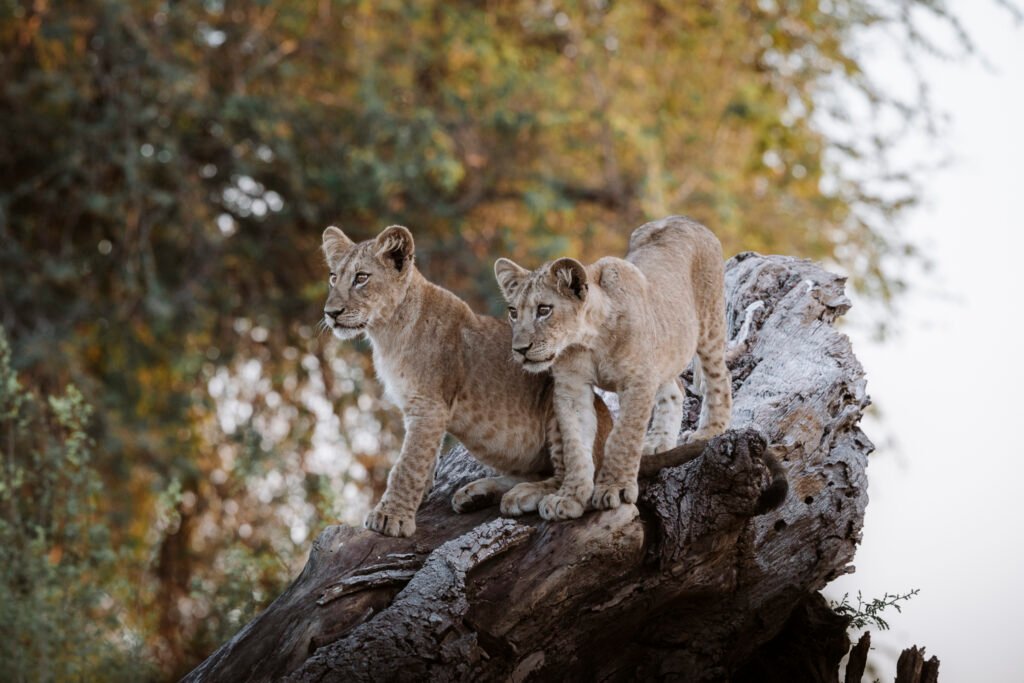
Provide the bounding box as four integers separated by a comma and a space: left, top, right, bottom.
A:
495, 216, 732, 519
321, 225, 610, 537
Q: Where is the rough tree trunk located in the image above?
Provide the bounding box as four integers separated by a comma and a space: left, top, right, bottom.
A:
186, 253, 874, 682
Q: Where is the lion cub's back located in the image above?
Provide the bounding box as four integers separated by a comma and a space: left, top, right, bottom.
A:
627, 215, 723, 297
627, 215, 720, 266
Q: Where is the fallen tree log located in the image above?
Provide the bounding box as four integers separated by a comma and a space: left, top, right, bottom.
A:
186, 253, 874, 682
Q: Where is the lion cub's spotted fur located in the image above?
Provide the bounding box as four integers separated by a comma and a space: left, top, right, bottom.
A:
496, 216, 732, 519
321, 225, 610, 537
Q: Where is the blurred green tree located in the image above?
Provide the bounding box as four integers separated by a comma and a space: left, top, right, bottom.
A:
0, 326, 154, 680
0, 0, 988, 677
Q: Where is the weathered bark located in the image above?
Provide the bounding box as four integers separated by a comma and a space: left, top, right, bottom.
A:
895, 646, 940, 683
185, 253, 874, 682
733, 593, 853, 683
845, 632, 872, 683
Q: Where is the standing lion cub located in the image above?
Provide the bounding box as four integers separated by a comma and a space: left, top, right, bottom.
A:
495, 216, 733, 519
321, 225, 612, 537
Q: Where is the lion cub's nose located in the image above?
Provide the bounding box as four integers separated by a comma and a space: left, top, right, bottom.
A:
513, 343, 532, 357
325, 308, 346, 320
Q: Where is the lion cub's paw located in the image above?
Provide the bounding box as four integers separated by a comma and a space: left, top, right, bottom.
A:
681, 426, 726, 444
364, 504, 416, 537
538, 493, 586, 521
642, 433, 677, 456
451, 481, 497, 514
591, 480, 639, 510
500, 480, 557, 516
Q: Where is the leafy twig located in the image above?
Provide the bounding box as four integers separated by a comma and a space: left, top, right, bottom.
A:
831, 588, 920, 631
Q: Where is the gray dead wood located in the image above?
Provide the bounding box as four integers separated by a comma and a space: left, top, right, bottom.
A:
894, 645, 941, 683
185, 253, 873, 682
845, 632, 872, 683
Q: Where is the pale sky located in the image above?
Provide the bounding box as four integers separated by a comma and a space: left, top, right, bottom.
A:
827, 2, 1024, 680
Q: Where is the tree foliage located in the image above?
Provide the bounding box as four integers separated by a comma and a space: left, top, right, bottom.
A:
0, 0, 983, 677
0, 327, 153, 680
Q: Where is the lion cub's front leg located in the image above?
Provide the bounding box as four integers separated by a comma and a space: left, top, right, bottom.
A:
592, 381, 658, 509
365, 403, 448, 537
538, 379, 597, 521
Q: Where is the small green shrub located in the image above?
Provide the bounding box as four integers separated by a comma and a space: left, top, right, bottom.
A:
0, 326, 152, 682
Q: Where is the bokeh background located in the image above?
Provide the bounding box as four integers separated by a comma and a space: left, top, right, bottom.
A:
1, 0, 1019, 680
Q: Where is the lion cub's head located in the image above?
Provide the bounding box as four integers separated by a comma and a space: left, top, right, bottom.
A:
494, 257, 589, 373
321, 225, 415, 339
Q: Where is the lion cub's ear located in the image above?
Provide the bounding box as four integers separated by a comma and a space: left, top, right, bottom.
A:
374, 225, 415, 272
494, 258, 530, 299
550, 257, 588, 301
322, 225, 355, 260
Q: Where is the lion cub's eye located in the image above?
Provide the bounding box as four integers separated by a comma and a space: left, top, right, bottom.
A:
537, 304, 552, 318
353, 272, 370, 285
508, 307, 518, 321
329, 272, 337, 287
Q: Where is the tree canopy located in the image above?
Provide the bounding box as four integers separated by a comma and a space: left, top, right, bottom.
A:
0, 0, 981, 678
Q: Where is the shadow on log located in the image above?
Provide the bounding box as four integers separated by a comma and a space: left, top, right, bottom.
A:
185, 253, 878, 682
735, 597, 940, 683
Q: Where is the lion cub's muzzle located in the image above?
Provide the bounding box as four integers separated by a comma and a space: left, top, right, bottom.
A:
325, 308, 368, 339
515, 348, 556, 373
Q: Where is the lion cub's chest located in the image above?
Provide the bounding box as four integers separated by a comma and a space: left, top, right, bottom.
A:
372, 346, 413, 409
562, 347, 625, 393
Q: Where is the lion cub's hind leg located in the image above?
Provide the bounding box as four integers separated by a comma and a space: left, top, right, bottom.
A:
688, 337, 732, 441
452, 474, 535, 514
643, 378, 685, 455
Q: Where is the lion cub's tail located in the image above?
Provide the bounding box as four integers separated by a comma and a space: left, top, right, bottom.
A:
637, 440, 706, 477
752, 447, 789, 514
638, 438, 788, 515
